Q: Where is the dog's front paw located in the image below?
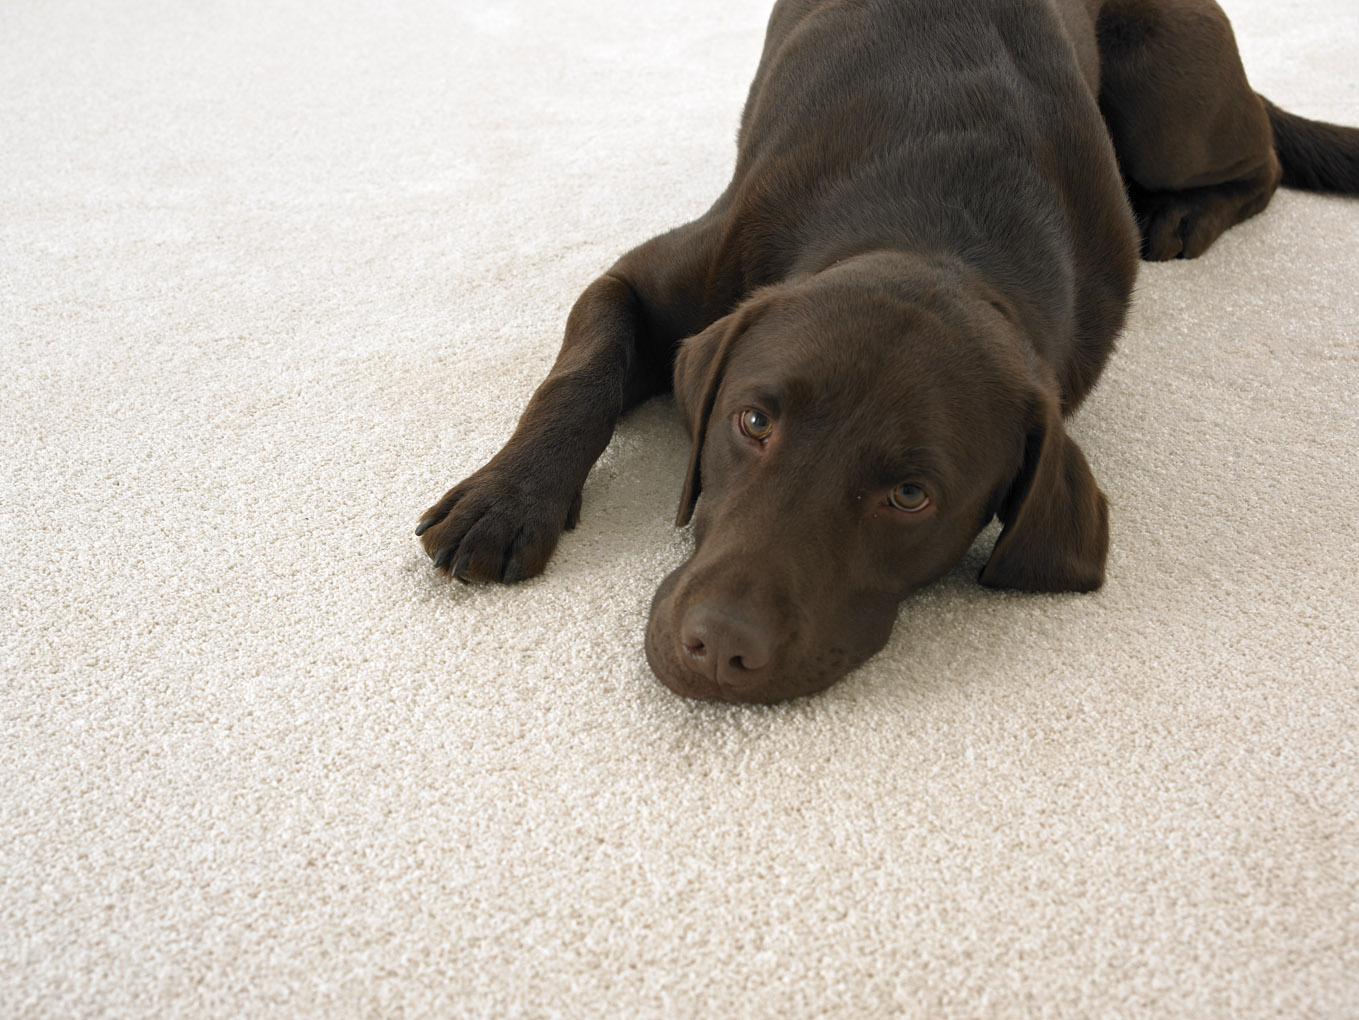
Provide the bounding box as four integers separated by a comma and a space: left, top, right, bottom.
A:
415, 461, 582, 583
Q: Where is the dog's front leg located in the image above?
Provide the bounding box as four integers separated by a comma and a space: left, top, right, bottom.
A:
416, 273, 654, 583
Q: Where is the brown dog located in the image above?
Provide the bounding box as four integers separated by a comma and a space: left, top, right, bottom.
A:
417, 0, 1359, 703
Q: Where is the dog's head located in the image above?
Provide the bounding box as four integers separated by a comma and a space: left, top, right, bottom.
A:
645, 253, 1108, 703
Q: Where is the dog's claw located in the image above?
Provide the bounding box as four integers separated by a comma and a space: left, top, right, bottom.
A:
564, 490, 582, 531
433, 546, 454, 571
451, 551, 473, 581
415, 517, 437, 537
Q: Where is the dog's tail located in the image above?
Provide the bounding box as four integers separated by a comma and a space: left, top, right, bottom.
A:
1262, 97, 1359, 193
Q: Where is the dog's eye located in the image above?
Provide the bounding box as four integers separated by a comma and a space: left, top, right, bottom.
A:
739, 409, 773, 441
889, 482, 930, 513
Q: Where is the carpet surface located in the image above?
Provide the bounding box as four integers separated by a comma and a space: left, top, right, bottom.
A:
3, 1, 1357, 1017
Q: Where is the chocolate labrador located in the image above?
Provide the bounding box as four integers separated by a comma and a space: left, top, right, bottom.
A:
417, 0, 1359, 702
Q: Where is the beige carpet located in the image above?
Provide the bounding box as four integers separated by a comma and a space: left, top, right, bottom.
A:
3, 0, 1357, 1016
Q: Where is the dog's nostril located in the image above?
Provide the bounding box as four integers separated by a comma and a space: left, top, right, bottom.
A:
680, 618, 710, 674
728, 640, 771, 674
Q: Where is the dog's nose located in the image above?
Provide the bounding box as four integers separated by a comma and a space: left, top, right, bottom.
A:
679, 604, 775, 686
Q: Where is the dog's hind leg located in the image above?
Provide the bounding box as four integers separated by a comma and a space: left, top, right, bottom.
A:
1094, 0, 1282, 260
416, 214, 726, 583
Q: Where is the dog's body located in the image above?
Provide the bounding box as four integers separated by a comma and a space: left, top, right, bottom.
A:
418, 0, 1359, 702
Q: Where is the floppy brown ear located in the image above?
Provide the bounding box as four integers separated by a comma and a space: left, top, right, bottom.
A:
672, 300, 765, 526
979, 396, 1109, 592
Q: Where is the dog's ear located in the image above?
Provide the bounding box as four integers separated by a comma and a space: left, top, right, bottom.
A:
979, 394, 1109, 592
672, 299, 766, 526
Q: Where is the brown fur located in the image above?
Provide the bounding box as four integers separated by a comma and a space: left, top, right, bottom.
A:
417, 0, 1359, 702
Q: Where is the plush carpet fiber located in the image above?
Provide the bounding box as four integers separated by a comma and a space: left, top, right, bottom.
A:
3, 0, 1357, 1016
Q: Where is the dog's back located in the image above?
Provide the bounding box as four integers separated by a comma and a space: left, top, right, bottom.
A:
711, 0, 1138, 408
